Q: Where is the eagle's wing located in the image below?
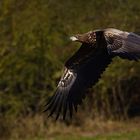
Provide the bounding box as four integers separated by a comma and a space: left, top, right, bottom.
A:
104, 28, 140, 60
45, 43, 112, 120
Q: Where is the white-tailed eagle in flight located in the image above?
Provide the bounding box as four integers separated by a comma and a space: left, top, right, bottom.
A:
45, 28, 140, 120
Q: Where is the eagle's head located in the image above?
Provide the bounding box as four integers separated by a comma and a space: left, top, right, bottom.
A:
70, 31, 96, 44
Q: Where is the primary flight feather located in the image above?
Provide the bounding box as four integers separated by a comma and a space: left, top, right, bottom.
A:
45, 28, 140, 120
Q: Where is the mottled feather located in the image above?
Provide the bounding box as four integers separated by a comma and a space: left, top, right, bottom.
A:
104, 28, 140, 60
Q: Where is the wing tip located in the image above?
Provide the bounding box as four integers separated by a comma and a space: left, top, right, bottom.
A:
44, 89, 76, 120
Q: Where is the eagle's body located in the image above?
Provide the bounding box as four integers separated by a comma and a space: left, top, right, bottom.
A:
45, 28, 140, 120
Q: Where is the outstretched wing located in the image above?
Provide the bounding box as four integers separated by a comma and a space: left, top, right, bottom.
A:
104, 28, 140, 60
45, 43, 112, 120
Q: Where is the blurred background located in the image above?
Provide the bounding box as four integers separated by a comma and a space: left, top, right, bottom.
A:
0, 0, 140, 140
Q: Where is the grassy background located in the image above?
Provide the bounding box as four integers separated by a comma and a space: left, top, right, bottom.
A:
7, 116, 140, 140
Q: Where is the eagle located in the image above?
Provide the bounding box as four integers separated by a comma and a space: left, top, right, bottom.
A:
45, 28, 140, 120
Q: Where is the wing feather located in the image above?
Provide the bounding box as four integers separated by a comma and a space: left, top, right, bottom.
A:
104, 28, 140, 60
45, 43, 112, 120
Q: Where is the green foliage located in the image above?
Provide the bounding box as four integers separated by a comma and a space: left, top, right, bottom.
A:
54, 132, 140, 140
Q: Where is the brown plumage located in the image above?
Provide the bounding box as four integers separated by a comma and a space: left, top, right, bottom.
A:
45, 28, 140, 120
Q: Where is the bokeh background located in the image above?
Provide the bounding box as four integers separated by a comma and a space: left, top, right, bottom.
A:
0, 0, 140, 140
